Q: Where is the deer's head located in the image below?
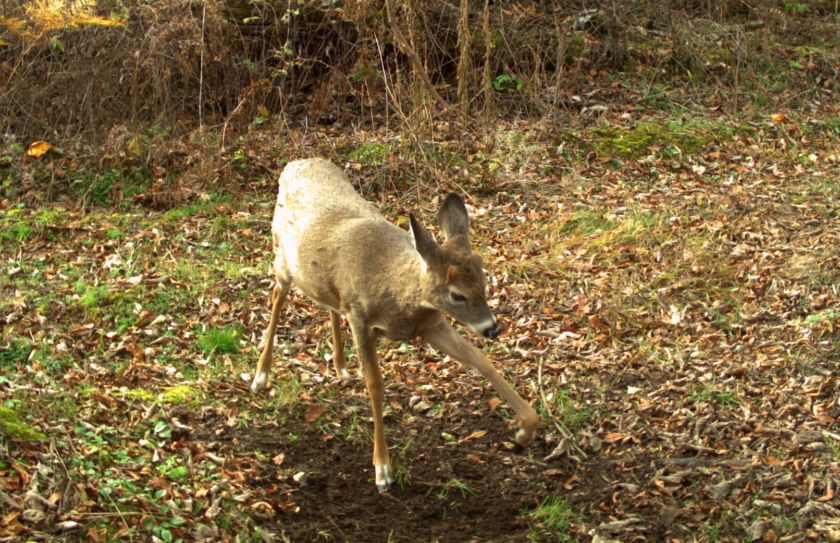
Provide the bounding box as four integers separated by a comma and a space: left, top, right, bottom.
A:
410, 193, 501, 340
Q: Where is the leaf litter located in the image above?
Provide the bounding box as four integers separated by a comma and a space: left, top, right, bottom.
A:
1, 109, 839, 542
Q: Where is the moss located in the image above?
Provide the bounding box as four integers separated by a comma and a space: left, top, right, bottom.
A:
123, 385, 200, 405
0, 406, 47, 440
124, 388, 156, 402
588, 121, 730, 160
160, 385, 200, 405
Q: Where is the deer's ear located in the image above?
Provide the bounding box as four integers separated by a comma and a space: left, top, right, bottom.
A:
438, 193, 470, 247
409, 213, 441, 264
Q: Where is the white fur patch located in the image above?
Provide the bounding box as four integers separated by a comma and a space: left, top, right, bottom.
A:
251, 372, 267, 392
469, 317, 496, 335
375, 463, 394, 492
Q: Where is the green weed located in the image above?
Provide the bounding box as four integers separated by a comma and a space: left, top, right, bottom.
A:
263, 375, 303, 414
348, 142, 390, 165
0, 339, 31, 370
804, 309, 839, 325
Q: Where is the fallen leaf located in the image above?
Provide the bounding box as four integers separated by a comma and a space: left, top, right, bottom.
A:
605, 432, 627, 443
27, 140, 51, 157
304, 404, 325, 423
814, 412, 835, 424
817, 485, 835, 502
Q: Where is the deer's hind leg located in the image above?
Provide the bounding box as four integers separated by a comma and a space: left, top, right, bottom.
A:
252, 279, 290, 393
329, 311, 351, 381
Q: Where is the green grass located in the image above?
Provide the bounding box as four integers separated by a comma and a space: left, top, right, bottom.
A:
528, 496, 572, 542
162, 192, 229, 224
197, 326, 242, 355
77, 282, 110, 310
260, 375, 303, 415
122, 385, 201, 406
804, 308, 839, 325
433, 478, 475, 501
689, 385, 738, 408
558, 209, 615, 236
0, 207, 35, 247
68, 168, 153, 207
539, 389, 594, 432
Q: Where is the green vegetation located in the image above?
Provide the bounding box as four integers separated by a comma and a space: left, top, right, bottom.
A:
123, 385, 201, 406
588, 120, 733, 160
528, 497, 572, 542
347, 141, 390, 165
162, 192, 229, 224
433, 478, 475, 501
689, 385, 738, 408
540, 389, 594, 432
197, 326, 241, 355
0, 339, 31, 370
0, 405, 47, 440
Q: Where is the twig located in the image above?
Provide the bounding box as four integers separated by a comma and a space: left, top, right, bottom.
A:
456, 0, 470, 120
198, 0, 206, 128
537, 356, 588, 461
384, 0, 451, 115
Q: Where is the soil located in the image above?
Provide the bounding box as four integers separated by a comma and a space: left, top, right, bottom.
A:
193, 382, 659, 543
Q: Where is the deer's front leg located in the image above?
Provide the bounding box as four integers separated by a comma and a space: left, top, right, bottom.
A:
252, 281, 290, 393
348, 319, 392, 492
423, 320, 539, 446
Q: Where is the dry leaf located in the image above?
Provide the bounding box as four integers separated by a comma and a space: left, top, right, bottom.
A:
604, 432, 627, 443
304, 404, 325, 423
814, 412, 835, 424
816, 485, 835, 502
27, 140, 51, 157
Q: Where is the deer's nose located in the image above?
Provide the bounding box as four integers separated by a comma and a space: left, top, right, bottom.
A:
483, 322, 502, 340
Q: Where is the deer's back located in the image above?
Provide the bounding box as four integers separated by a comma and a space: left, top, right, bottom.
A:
276, 158, 378, 220
272, 159, 416, 311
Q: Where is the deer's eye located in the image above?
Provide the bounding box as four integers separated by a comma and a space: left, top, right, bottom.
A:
450, 292, 467, 303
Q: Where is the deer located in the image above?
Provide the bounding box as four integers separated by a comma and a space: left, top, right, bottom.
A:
252, 158, 539, 492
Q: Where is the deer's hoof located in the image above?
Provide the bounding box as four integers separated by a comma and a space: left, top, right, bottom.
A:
251, 372, 268, 393
514, 421, 538, 447
514, 428, 532, 448
375, 464, 394, 494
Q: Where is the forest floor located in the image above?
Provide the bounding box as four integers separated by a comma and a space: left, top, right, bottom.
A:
1, 104, 839, 542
